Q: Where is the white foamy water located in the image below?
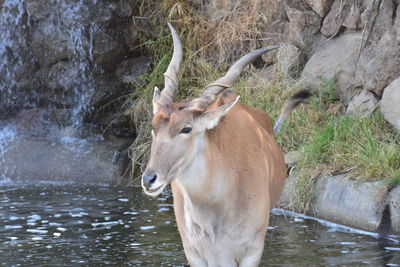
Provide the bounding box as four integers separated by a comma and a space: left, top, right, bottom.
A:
0, 124, 18, 180
1, 0, 99, 128
53, 0, 97, 128
0, 125, 17, 152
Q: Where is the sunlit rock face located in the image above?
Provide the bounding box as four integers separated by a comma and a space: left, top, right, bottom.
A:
381, 77, 400, 130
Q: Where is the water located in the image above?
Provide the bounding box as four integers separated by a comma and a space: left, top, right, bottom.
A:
0, 181, 399, 266
52, 0, 98, 127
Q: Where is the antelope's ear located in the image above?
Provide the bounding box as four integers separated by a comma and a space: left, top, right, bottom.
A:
152, 87, 161, 115
196, 96, 240, 130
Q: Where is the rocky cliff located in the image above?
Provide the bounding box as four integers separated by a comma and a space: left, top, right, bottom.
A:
1, 0, 149, 132
0, 0, 149, 182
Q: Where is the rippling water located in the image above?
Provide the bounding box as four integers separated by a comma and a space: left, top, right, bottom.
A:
0, 181, 399, 266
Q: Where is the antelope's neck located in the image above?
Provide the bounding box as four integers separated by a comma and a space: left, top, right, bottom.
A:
175, 133, 231, 206
173, 133, 236, 237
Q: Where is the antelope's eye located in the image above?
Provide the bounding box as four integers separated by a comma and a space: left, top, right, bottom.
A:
180, 127, 192, 134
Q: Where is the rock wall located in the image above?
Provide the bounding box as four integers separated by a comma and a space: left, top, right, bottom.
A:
268, 0, 400, 127
190, 0, 400, 128
0, 0, 149, 133
0, 0, 149, 182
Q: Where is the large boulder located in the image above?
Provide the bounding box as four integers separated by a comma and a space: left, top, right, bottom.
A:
346, 90, 379, 117
381, 77, 400, 129
321, 0, 359, 37
300, 32, 362, 101
321, 0, 394, 38
353, 2, 398, 96
356, 27, 400, 96
284, 3, 322, 50
360, 0, 395, 43
276, 43, 305, 76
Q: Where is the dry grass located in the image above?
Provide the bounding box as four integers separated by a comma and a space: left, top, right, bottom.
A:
134, 0, 282, 63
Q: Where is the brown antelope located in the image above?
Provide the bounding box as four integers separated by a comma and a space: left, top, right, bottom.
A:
141, 23, 310, 267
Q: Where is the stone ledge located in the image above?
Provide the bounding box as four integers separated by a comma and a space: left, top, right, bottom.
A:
279, 173, 399, 234
0, 135, 131, 184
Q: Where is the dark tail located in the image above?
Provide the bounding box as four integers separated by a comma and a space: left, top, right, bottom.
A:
273, 90, 312, 134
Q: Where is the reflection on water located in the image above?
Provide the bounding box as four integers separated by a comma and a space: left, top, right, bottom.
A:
0, 181, 399, 266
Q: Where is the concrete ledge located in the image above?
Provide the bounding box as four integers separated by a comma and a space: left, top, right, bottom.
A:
279, 173, 399, 234
0, 135, 130, 184
312, 175, 388, 231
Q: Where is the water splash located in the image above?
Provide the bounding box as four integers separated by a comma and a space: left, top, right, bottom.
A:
0, 124, 17, 180
60, 135, 91, 154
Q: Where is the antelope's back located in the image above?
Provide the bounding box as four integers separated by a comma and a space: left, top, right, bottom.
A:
213, 91, 286, 207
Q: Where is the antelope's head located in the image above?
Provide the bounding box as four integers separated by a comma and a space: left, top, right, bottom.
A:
141, 23, 278, 196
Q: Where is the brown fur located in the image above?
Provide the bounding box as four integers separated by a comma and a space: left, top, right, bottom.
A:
145, 90, 287, 266
172, 92, 285, 266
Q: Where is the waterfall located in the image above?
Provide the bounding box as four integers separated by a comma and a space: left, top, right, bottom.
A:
0, 0, 135, 182
54, 0, 97, 129
0, 0, 98, 129
0, 0, 29, 110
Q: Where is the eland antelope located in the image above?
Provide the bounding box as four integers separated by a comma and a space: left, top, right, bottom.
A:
141, 23, 311, 267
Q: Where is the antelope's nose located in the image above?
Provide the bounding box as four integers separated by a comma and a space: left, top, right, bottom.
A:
142, 172, 157, 190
